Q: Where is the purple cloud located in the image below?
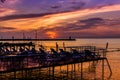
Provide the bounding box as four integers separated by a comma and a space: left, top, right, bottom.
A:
0, 0, 120, 38
0, 13, 55, 21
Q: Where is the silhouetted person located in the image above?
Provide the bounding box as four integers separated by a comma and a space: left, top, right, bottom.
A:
59, 49, 66, 60
0, 47, 2, 52
84, 50, 95, 59
31, 47, 36, 54
19, 47, 25, 54
40, 45, 45, 50
25, 47, 31, 54
39, 48, 45, 53
5, 48, 10, 54
51, 48, 58, 58
12, 48, 17, 52
51, 48, 57, 54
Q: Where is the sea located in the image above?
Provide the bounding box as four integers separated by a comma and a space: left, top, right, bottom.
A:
37, 38, 120, 80
0, 38, 120, 80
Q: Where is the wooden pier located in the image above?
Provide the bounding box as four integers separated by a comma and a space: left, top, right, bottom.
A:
0, 42, 112, 79
0, 38, 76, 41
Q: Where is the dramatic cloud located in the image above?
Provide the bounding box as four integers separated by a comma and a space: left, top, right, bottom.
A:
0, 0, 86, 15
0, 7, 15, 17
0, 26, 16, 32
33, 17, 120, 38
0, 13, 54, 21
0, 4, 120, 31
0, 26, 16, 30
0, 0, 120, 38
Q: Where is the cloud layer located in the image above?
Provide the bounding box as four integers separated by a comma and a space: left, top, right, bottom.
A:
0, 0, 120, 38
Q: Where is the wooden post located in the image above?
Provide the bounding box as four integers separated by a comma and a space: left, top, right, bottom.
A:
56, 42, 58, 52
106, 58, 112, 79
71, 64, 73, 79
104, 42, 109, 57
52, 66, 55, 80
63, 42, 66, 51
81, 62, 83, 80
60, 65, 62, 79
102, 59, 104, 80
74, 63, 76, 79
67, 64, 69, 79
48, 67, 51, 79
106, 42, 109, 50
14, 71, 16, 79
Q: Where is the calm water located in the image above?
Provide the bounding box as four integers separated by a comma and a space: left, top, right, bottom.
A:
36, 38, 120, 80
1, 38, 120, 79
35, 38, 120, 48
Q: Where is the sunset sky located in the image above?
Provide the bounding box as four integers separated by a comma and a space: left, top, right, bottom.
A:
0, 0, 120, 39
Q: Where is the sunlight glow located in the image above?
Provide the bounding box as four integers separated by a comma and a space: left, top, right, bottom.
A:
46, 31, 57, 39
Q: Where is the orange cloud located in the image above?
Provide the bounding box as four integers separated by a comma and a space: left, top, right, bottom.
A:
46, 31, 57, 38
0, 4, 120, 31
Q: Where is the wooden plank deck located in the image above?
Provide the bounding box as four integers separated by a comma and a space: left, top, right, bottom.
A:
0, 55, 106, 74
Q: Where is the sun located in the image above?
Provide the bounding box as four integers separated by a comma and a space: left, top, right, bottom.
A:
46, 31, 57, 39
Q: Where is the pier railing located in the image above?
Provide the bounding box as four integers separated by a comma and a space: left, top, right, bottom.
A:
64, 46, 107, 58
0, 46, 107, 73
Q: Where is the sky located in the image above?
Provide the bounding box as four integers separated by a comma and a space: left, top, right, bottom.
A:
0, 0, 120, 39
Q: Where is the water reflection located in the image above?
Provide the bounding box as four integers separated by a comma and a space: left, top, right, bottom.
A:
0, 60, 111, 80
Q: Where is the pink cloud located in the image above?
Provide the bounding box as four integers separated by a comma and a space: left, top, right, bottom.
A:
0, 7, 15, 17
4, 0, 20, 5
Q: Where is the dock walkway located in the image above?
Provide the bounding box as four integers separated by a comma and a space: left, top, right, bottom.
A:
0, 42, 112, 79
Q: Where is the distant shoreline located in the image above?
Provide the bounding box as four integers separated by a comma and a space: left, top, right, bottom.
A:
0, 38, 76, 41
75, 38, 120, 39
